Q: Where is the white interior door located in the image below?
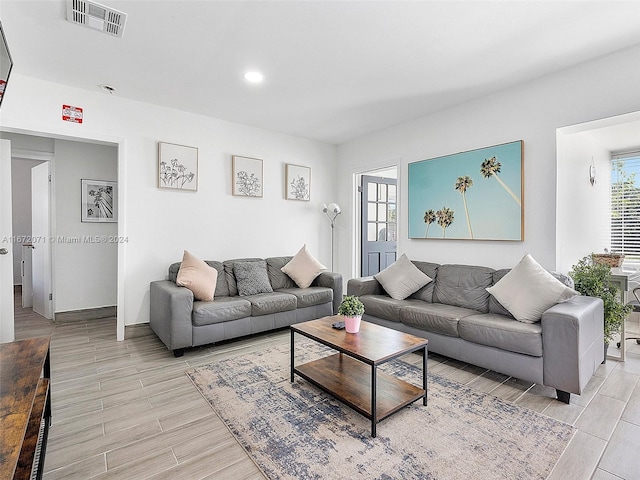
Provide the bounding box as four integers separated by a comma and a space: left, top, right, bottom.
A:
0, 139, 15, 343
32, 161, 52, 319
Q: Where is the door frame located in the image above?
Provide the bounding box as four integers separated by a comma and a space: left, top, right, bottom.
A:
1, 126, 127, 341
1, 139, 14, 342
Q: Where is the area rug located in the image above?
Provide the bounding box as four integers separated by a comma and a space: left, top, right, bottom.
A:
186, 342, 575, 480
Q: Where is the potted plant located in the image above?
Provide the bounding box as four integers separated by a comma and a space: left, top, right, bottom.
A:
569, 254, 633, 359
338, 295, 365, 333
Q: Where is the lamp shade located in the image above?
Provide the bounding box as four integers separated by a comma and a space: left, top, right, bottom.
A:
327, 203, 340, 214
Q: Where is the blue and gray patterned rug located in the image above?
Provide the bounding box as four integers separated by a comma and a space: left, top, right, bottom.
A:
186, 342, 575, 480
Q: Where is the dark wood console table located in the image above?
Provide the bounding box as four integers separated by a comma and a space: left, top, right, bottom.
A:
0, 336, 51, 480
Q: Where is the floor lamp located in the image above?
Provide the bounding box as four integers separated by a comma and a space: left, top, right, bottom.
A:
322, 203, 341, 271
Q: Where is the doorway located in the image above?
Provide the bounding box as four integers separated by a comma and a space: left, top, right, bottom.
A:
2, 130, 121, 338
357, 166, 398, 276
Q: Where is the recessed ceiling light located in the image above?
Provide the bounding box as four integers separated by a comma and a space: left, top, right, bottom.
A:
244, 71, 264, 84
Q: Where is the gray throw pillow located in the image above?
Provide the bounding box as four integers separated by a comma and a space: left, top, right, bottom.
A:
233, 260, 274, 296
374, 253, 432, 300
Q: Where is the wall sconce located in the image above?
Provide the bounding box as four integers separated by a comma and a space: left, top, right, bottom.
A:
322, 203, 341, 271
590, 158, 596, 186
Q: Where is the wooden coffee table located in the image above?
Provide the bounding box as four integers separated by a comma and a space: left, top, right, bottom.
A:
290, 316, 428, 437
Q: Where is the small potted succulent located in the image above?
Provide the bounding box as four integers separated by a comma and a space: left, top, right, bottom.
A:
338, 295, 365, 333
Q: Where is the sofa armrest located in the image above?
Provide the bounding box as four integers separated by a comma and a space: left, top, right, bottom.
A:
150, 280, 194, 353
347, 276, 382, 297
314, 272, 343, 314
542, 295, 604, 395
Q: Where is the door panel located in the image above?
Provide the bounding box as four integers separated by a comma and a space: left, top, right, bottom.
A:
361, 175, 397, 276
32, 162, 52, 319
0, 139, 14, 343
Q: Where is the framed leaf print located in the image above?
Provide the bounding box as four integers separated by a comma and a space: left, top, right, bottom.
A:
285, 164, 311, 201
158, 142, 198, 191
81, 179, 117, 222
232, 155, 263, 197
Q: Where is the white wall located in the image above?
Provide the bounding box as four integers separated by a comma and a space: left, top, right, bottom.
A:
336, 45, 640, 276
556, 130, 612, 274
0, 75, 337, 326
53, 139, 118, 312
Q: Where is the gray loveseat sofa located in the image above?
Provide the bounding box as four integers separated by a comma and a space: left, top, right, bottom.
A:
150, 256, 342, 357
347, 260, 604, 404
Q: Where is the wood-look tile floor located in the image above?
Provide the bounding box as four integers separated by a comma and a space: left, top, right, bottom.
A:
12, 290, 640, 480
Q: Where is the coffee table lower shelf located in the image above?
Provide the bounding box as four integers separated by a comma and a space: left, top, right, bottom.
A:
293, 353, 425, 436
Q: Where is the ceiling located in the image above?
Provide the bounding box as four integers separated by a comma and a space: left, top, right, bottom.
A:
1, 1, 639, 145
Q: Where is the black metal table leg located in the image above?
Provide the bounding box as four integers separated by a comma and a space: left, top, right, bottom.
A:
44, 344, 51, 425
371, 365, 377, 437
423, 345, 428, 406
290, 329, 295, 382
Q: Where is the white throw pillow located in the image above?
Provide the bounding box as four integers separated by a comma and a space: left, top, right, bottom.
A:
374, 254, 432, 300
281, 244, 327, 288
176, 250, 218, 301
486, 253, 578, 323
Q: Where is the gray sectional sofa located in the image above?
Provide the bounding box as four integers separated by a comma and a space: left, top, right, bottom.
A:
150, 256, 342, 357
347, 260, 604, 404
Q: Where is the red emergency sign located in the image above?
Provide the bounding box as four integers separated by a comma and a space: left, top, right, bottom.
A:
62, 105, 83, 123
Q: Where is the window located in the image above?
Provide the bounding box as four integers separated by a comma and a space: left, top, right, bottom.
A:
611, 151, 640, 266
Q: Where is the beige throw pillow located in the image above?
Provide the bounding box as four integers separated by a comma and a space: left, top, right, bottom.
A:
176, 250, 218, 301
486, 253, 578, 323
374, 253, 432, 300
281, 244, 327, 288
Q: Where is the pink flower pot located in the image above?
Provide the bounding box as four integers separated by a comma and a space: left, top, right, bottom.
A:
344, 315, 362, 333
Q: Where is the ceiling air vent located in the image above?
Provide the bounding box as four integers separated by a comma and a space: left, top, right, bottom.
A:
66, 0, 127, 38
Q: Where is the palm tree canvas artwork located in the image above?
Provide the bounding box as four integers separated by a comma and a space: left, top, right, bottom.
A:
408, 140, 523, 240
81, 179, 117, 223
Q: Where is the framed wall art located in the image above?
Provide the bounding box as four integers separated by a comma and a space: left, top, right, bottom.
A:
408, 140, 523, 241
81, 179, 117, 223
285, 163, 311, 201
232, 155, 263, 197
158, 142, 198, 191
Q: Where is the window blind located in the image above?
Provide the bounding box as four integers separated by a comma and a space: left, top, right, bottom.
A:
611, 151, 640, 266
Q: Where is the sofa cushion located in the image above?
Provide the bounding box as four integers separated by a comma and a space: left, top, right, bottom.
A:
266, 256, 297, 290
244, 292, 297, 316
458, 313, 543, 357
360, 295, 421, 323
280, 244, 327, 288
433, 264, 494, 313
169, 260, 229, 297
233, 260, 274, 296
486, 254, 578, 323
409, 261, 440, 302
399, 303, 478, 337
192, 297, 252, 326
176, 250, 218, 301
224, 258, 266, 296
374, 254, 433, 300
277, 287, 333, 308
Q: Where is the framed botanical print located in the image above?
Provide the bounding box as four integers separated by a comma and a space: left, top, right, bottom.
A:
158, 142, 198, 191
285, 164, 311, 201
81, 179, 117, 222
232, 155, 263, 197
